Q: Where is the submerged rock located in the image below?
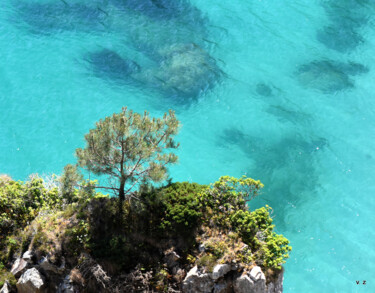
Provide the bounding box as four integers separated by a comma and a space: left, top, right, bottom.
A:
297, 60, 368, 93
148, 43, 221, 98
110, 0, 198, 21
90, 43, 222, 99
16, 268, 46, 293
317, 0, 370, 52
256, 83, 273, 97
13, 2, 108, 34
317, 25, 364, 53
88, 49, 141, 81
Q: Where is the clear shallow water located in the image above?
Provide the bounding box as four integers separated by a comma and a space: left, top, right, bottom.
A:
1, 0, 375, 292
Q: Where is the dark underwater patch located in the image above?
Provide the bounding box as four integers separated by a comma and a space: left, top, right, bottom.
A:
256, 83, 273, 97
109, 0, 198, 20
12, 0, 221, 102
13, 1, 108, 34
317, 0, 373, 52
316, 25, 364, 53
296, 60, 368, 93
265, 105, 312, 125
87, 49, 140, 81
217, 127, 328, 221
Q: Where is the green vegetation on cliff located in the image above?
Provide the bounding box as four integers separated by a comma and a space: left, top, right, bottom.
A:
0, 109, 291, 291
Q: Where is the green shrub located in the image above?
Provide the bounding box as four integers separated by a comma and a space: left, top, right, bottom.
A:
198, 176, 263, 228
156, 182, 205, 233
230, 206, 291, 269
0, 177, 61, 239
0, 267, 16, 287
196, 254, 218, 272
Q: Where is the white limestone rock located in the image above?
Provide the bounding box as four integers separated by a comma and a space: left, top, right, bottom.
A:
234, 266, 266, 293
182, 266, 214, 293
22, 251, 35, 263
212, 264, 231, 280
0, 281, 10, 293
249, 266, 266, 282
16, 268, 46, 293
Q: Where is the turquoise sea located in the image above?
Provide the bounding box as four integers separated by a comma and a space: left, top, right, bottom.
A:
1, 0, 375, 292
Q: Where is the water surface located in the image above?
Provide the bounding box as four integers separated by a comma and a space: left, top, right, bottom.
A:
1, 0, 375, 292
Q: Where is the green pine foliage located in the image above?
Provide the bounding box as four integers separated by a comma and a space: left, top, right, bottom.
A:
76, 107, 180, 203
59, 164, 83, 203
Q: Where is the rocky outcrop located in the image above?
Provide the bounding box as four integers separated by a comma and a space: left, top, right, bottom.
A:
5, 247, 283, 293
164, 250, 181, 269
22, 251, 34, 264
57, 274, 75, 293
10, 258, 30, 278
182, 266, 214, 293
0, 281, 10, 293
16, 268, 46, 293
212, 264, 231, 281
233, 266, 267, 293
39, 257, 64, 275
182, 265, 283, 293
266, 269, 283, 293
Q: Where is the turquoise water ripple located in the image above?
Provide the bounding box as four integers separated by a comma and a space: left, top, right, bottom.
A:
1, 0, 375, 292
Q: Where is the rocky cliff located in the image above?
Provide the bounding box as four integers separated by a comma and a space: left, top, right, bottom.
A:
2, 249, 283, 293
0, 176, 290, 293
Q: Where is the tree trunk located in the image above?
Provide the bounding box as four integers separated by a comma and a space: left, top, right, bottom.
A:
118, 178, 126, 215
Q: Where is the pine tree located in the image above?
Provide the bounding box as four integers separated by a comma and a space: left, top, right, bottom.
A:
76, 107, 180, 206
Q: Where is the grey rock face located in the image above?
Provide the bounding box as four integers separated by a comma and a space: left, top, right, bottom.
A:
182, 266, 214, 293
212, 264, 231, 280
267, 269, 284, 293
233, 266, 266, 293
213, 279, 232, 293
233, 274, 255, 293
11, 258, 29, 278
164, 251, 181, 269
57, 274, 75, 293
183, 263, 283, 293
16, 268, 46, 293
39, 257, 63, 274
